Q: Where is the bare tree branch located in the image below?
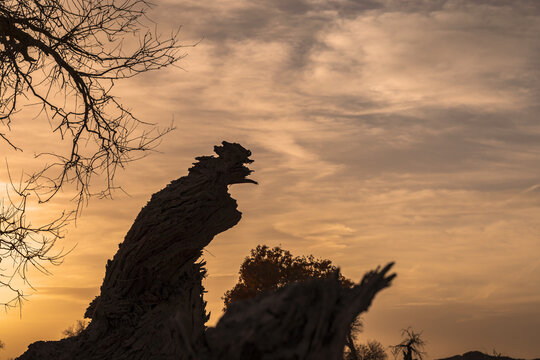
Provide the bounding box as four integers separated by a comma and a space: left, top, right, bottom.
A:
390, 327, 427, 360
0, 0, 185, 207
0, 0, 188, 308
0, 171, 72, 311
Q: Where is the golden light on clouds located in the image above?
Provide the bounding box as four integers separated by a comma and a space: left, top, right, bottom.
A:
1, 0, 540, 358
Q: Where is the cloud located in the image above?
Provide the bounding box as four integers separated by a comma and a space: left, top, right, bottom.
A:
137, 0, 540, 191
2, 0, 540, 358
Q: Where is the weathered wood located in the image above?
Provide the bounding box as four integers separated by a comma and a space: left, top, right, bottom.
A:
16, 141, 396, 360
206, 263, 395, 360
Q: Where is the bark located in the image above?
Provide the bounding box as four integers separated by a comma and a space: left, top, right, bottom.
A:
16, 141, 396, 360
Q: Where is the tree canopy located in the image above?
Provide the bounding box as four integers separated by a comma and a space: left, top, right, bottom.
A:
222, 244, 354, 309
223, 244, 365, 358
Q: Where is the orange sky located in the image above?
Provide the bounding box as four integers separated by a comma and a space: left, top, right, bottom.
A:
1, 0, 540, 359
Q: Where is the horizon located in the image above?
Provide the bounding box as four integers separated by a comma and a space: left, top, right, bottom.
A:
1, 0, 540, 359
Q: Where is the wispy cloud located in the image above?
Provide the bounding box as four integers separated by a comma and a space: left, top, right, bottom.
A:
1, 0, 539, 358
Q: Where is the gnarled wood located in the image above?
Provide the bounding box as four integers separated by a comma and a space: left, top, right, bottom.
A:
16, 141, 396, 360
17, 141, 257, 360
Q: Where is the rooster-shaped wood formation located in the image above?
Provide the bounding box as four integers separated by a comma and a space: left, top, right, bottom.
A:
17, 141, 395, 360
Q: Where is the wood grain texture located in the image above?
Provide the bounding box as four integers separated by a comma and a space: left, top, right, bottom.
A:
16, 142, 395, 360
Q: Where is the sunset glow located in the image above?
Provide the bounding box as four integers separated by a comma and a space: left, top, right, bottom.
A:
1, 1, 539, 359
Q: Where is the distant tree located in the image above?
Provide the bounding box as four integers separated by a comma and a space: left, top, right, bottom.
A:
62, 319, 88, 338
0, 0, 185, 309
390, 327, 426, 360
0, 339, 4, 349
223, 245, 363, 358
346, 340, 388, 360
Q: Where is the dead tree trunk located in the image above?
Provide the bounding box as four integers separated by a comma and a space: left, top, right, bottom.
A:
16, 141, 396, 360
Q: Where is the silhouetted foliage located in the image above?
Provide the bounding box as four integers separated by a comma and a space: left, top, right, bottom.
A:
222, 245, 354, 308
0, 0, 185, 309
346, 340, 388, 360
390, 327, 426, 360
62, 319, 88, 338
0, 339, 4, 349
223, 244, 363, 358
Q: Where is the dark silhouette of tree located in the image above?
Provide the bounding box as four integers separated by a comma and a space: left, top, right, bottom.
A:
62, 319, 88, 338
390, 327, 426, 360
222, 244, 363, 358
0, 339, 4, 349
0, 0, 186, 309
346, 340, 388, 360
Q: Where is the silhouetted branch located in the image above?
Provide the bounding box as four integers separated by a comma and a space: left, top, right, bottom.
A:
0, 0, 184, 210
0, 0, 186, 307
0, 174, 71, 311
390, 327, 426, 360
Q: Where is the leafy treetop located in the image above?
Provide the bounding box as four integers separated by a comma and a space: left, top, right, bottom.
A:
222, 244, 354, 310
